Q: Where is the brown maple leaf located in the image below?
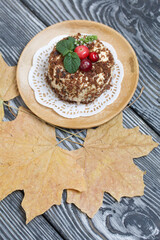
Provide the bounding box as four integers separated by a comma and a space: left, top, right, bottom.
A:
0, 54, 19, 121
0, 107, 86, 223
67, 113, 158, 218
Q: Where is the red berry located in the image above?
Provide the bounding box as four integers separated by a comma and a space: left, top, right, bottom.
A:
74, 45, 89, 60
79, 59, 92, 72
89, 52, 99, 62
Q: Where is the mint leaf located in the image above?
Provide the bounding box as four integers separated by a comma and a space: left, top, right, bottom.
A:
63, 49, 70, 56
64, 52, 80, 73
68, 37, 75, 45
56, 37, 75, 56
56, 40, 66, 55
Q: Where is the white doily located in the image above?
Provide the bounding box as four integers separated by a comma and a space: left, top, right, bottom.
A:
29, 35, 124, 118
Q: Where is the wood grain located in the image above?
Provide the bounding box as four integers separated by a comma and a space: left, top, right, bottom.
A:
17, 20, 139, 128
0, 1, 63, 239
0, 0, 160, 240
0, 191, 63, 240
21, 0, 160, 135
43, 107, 160, 240
0, 0, 45, 65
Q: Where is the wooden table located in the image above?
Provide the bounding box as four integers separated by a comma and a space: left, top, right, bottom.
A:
0, 0, 160, 239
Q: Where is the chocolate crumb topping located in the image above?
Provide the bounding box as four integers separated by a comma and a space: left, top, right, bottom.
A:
47, 33, 114, 104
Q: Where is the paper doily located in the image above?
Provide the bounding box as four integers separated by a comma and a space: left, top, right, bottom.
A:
29, 35, 124, 118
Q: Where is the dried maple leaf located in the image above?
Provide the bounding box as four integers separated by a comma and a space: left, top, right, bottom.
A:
0, 54, 19, 121
0, 107, 86, 223
67, 113, 158, 218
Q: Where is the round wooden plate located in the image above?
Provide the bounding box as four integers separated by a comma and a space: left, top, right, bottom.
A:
17, 20, 139, 129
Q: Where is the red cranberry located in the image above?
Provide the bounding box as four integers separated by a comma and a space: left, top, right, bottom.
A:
74, 45, 89, 60
89, 52, 99, 62
79, 59, 92, 72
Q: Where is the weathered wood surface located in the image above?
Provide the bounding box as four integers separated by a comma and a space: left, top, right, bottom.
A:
0, 191, 63, 240
0, 1, 63, 239
21, 0, 160, 135
0, 0, 160, 239
43, 107, 160, 240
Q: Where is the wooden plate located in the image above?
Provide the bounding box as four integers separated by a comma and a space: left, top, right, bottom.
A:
17, 20, 139, 129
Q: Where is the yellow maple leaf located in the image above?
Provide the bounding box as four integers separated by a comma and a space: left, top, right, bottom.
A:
0, 54, 19, 121
67, 113, 158, 218
0, 107, 86, 223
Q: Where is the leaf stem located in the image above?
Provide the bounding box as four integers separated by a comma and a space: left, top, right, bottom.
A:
124, 86, 144, 110
56, 129, 84, 146
8, 105, 17, 118
56, 136, 84, 146
56, 126, 84, 140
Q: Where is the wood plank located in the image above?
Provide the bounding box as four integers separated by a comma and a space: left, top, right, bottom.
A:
0, 191, 64, 240
43, 107, 160, 240
0, 1, 63, 239
0, 0, 45, 65
1, 0, 160, 240
21, 0, 160, 135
